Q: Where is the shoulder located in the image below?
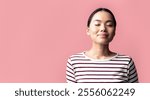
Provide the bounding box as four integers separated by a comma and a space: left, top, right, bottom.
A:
116, 54, 135, 64
70, 52, 84, 58
67, 52, 85, 60
116, 54, 132, 60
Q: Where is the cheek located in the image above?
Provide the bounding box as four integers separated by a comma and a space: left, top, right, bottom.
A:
108, 31, 115, 39
108, 28, 115, 34
89, 27, 99, 33
89, 24, 100, 32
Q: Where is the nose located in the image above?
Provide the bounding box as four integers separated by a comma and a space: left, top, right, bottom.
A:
100, 24, 106, 32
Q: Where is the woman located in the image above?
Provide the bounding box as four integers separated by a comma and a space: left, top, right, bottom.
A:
66, 8, 138, 83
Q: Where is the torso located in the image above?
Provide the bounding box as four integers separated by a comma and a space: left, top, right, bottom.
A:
69, 52, 131, 83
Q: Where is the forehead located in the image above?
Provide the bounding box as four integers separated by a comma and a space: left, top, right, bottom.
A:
91, 11, 113, 22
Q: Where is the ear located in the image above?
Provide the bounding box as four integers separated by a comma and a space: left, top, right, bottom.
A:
86, 27, 90, 36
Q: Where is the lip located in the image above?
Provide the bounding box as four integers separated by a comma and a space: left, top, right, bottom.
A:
97, 33, 108, 38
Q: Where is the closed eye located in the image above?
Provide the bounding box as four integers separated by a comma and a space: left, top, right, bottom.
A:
95, 24, 100, 26
106, 24, 113, 27
106, 21, 114, 27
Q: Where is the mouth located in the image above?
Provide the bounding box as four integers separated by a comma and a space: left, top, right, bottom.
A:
97, 33, 108, 38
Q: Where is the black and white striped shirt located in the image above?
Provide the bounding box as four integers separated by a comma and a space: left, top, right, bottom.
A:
66, 52, 138, 83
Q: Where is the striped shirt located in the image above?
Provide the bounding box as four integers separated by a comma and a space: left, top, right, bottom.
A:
66, 52, 138, 83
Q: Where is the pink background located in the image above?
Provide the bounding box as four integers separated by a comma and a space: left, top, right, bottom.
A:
0, 0, 149, 82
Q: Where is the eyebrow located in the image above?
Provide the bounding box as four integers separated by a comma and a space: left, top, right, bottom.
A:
94, 19, 113, 23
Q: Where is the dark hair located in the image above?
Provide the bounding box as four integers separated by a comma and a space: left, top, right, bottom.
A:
87, 8, 117, 27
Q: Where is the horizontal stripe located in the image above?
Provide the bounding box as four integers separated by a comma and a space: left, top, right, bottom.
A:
66, 52, 138, 83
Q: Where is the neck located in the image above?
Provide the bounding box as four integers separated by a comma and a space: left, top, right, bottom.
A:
86, 43, 114, 59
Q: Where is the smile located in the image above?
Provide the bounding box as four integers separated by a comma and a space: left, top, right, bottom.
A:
97, 34, 108, 38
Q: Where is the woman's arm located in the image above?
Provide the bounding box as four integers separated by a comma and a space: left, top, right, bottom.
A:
66, 58, 76, 83
128, 58, 139, 83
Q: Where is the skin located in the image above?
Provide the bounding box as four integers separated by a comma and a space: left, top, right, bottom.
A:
85, 11, 117, 60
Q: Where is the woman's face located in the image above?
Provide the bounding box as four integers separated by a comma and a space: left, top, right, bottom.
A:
87, 11, 116, 45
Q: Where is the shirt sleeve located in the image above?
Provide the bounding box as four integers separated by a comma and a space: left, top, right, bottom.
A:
128, 58, 139, 83
66, 58, 76, 83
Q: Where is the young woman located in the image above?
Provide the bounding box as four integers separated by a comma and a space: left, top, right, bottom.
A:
66, 8, 138, 83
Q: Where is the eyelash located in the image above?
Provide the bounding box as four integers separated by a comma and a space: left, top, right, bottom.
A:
95, 24, 100, 26
107, 24, 113, 27
94, 24, 113, 27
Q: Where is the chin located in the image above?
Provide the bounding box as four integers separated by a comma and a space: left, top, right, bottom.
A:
97, 41, 109, 45
96, 39, 109, 44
